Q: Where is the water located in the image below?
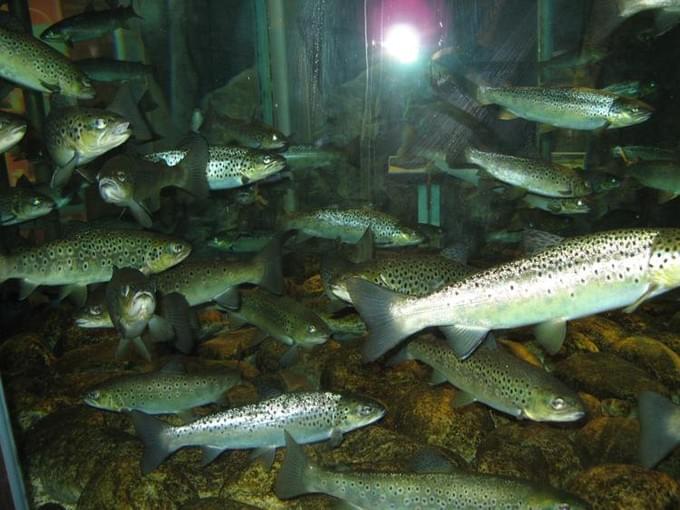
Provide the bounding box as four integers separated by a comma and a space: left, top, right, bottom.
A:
0, 1, 679, 509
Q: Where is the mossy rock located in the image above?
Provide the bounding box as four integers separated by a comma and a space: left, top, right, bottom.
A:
576, 417, 639, 467
568, 464, 680, 510
612, 336, 680, 390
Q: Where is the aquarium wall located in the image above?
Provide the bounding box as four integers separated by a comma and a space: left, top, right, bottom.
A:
1, 1, 680, 509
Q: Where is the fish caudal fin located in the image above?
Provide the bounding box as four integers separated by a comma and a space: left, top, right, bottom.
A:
345, 278, 422, 362
253, 239, 284, 295
178, 134, 210, 199
639, 391, 680, 468
274, 431, 314, 499
130, 410, 177, 474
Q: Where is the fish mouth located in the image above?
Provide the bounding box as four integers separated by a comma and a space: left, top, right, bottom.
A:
98, 178, 126, 204
10, 124, 27, 138
130, 291, 155, 317
113, 122, 132, 136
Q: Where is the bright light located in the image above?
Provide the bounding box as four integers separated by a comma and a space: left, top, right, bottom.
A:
383, 24, 420, 64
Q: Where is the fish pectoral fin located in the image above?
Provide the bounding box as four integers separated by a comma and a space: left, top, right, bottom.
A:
148, 315, 175, 343
50, 154, 79, 190
386, 346, 413, 367
657, 191, 678, 204
39, 80, 60, 93
201, 446, 224, 466
533, 319, 567, 354
328, 428, 344, 448
115, 337, 131, 360
351, 227, 375, 264
18, 280, 39, 300
439, 325, 489, 359
250, 446, 276, 469
128, 200, 153, 228
58, 284, 88, 306
279, 345, 300, 368
497, 109, 518, 120
623, 285, 658, 314
177, 409, 194, 423
214, 287, 240, 309
159, 292, 196, 354
452, 390, 477, 408
429, 368, 448, 386
481, 333, 498, 349
132, 336, 152, 361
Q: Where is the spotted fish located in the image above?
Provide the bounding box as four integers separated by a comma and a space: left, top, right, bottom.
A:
396, 335, 585, 422
0, 111, 26, 154
324, 252, 473, 303
45, 106, 131, 188
275, 432, 589, 509
476, 85, 653, 130
281, 208, 424, 247
143, 145, 286, 189
0, 187, 54, 226
348, 228, 680, 361
0, 25, 94, 98
214, 115, 288, 150
83, 359, 241, 416
130, 391, 385, 472
0, 227, 191, 304
522, 194, 590, 215
40, 5, 141, 46
465, 147, 591, 198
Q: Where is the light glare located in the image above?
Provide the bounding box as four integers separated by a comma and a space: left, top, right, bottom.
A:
383, 24, 420, 64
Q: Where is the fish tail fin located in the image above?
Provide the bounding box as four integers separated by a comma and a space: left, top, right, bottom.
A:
345, 278, 423, 362
178, 134, 210, 198
130, 410, 177, 473
252, 239, 284, 295
274, 431, 315, 499
639, 391, 680, 468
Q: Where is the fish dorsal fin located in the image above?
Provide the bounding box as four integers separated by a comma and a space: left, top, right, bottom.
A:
159, 359, 185, 374
351, 227, 374, 263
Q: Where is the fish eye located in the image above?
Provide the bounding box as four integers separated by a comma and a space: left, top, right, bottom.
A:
358, 404, 374, 416
577, 200, 584, 206
263, 155, 272, 164
551, 397, 566, 410
90, 305, 102, 315
88, 390, 100, 400
93, 118, 107, 129
120, 285, 130, 297
170, 242, 184, 254
272, 134, 278, 141
116, 171, 126, 182
557, 504, 571, 510
31, 197, 42, 206
307, 324, 317, 334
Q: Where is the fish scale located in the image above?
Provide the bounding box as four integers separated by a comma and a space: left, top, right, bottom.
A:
349, 228, 680, 361
144, 145, 286, 189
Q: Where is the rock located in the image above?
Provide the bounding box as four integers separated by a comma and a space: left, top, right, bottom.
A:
0, 333, 56, 377
568, 316, 629, 352
553, 352, 668, 400
576, 417, 640, 466
568, 464, 680, 510
474, 422, 583, 488
180, 498, 259, 510
24, 406, 134, 505
612, 336, 680, 389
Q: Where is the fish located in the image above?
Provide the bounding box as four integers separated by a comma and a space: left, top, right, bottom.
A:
611, 145, 677, 162
96, 135, 210, 227
275, 432, 589, 509
211, 115, 288, 150
603, 80, 658, 100
464, 147, 591, 198
106, 266, 159, 361
45, 106, 131, 188
281, 208, 424, 247
282, 144, 347, 170
317, 310, 367, 340
76, 58, 153, 83
522, 194, 591, 215
0, 25, 95, 98
83, 359, 241, 417
586, 171, 622, 193
325, 252, 474, 303
638, 390, 680, 468
143, 145, 286, 190
208, 230, 276, 253
130, 391, 385, 472
394, 335, 585, 422
75, 299, 111, 328
0, 227, 191, 304
226, 289, 331, 364
0, 111, 26, 153
475, 85, 653, 130
151, 241, 283, 308
40, 4, 142, 47
347, 228, 680, 362
625, 160, 680, 202
586, 0, 680, 47
0, 186, 55, 226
